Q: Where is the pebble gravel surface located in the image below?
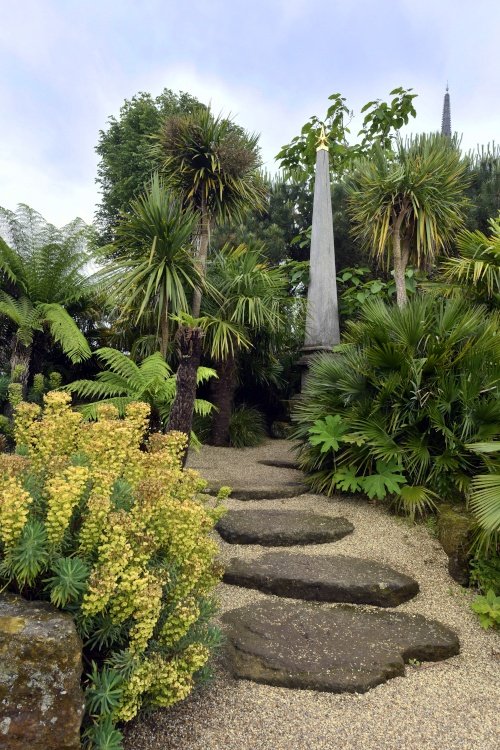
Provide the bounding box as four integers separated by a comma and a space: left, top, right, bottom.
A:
124, 441, 499, 750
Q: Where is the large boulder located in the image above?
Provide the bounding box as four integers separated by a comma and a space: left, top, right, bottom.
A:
437, 505, 475, 585
0, 594, 84, 750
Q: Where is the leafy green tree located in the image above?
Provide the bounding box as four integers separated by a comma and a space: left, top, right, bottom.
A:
98, 175, 201, 358
95, 89, 203, 240
293, 297, 500, 517
348, 134, 469, 307
155, 106, 266, 316
0, 205, 93, 393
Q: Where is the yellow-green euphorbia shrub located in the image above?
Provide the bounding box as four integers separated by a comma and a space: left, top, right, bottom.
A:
0, 392, 226, 747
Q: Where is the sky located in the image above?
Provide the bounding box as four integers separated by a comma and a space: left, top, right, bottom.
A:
1, 0, 499, 227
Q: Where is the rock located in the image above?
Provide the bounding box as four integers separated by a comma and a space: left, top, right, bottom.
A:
208, 481, 308, 500
223, 552, 419, 607
437, 505, 475, 585
0, 594, 84, 750
222, 600, 460, 693
217, 509, 354, 546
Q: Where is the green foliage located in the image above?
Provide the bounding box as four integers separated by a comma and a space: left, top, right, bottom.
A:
228, 405, 267, 448
439, 216, 500, 307
469, 555, 500, 595
337, 266, 423, 318
46, 556, 89, 608
470, 589, 500, 629
465, 143, 500, 233
293, 297, 500, 516
95, 88, 203, 241
276, 88, 417, 176
98, 175, 201, 356
66, 347, 215, 429
347, 135, 470, 296
7, 382, 22, 409
0, 205, 93, 372
156, 106, 265, 224
466, 442, 500, 554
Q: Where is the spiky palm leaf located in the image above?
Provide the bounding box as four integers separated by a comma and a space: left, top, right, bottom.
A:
441, 216, 500, 305
98, 175, 201, 355
466, 442, 500, 552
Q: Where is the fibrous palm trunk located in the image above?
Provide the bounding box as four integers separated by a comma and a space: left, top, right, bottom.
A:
166, 326, 203, 465
210, 353, 237, 447
191, 194, 210, 317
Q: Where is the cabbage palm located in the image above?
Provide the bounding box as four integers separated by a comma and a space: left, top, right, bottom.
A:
0, 205, 92, 391
348, 134, 469, 307
98, 175, 201, 357
155, 107, 266, 315
441, 216, 500, 307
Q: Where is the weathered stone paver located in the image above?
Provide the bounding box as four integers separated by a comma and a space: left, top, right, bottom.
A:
217, 509, 354, 546
208, 481, 308, 500
222, 599, 460, 693
223, 552, 419, 607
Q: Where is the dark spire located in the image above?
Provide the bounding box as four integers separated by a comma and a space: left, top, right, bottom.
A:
441, 84, 451, 137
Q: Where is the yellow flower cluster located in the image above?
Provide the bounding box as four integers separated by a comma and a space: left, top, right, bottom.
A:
2, 392, 224, 723
17, 392, 82, 474
160, 596, 200, 647
45, 465, 89, 547
0, 478, 32, 548
116, 643, 210, 721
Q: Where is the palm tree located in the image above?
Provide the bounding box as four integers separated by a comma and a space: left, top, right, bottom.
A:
155, 106, 266, 315
0, 205, 93, 392
98, 174, 201, 357
202, 244, 287, 446
440, 216, 500, 307
66, 347, 215, 432
348, 134, 469, 307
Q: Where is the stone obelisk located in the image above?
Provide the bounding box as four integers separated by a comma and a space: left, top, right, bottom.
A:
301, 126, 340, 383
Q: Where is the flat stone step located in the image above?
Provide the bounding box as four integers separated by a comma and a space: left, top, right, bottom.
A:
222, 600, 460, 693
257, 459, 299, 470
217, 509, 354, 546
223, 552, 419, 607
208, 481, 308, 500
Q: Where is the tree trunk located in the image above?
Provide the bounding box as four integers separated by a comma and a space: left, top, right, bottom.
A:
166, 326, 203, 466
392, 229, 408, 308
160, 301, 169, 358
210, 353, 237, 447
191, 194, 209, 317
10, 337, 31, 397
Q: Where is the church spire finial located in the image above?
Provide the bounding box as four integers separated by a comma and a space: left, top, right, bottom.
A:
441, 84, 451, 138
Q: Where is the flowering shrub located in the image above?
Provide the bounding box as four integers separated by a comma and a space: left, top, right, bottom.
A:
0, 392, 226, 749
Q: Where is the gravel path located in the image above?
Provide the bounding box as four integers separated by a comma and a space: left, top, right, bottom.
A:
125, 441, 499, 750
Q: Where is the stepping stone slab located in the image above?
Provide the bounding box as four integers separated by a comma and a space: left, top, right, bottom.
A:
208, 481, 308, 500
222, 600, 460, 693
223, 552, 419, 607
217, 509, 354, 546
257, 459, 299, 470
